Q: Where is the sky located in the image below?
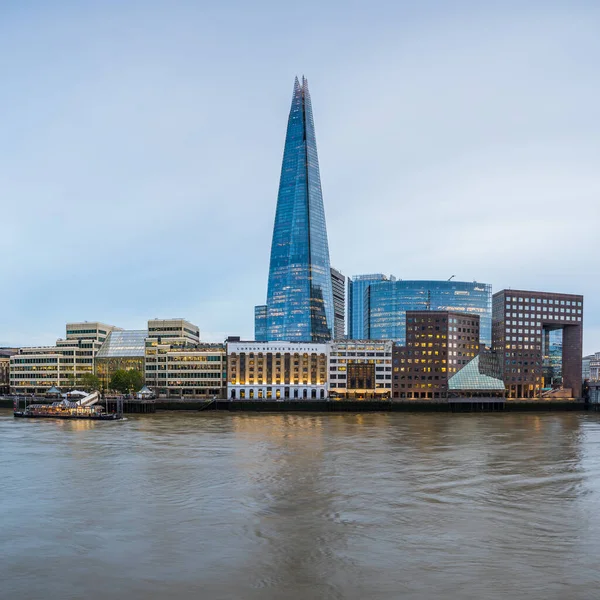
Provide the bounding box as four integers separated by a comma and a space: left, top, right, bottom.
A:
1, 0, 599, 353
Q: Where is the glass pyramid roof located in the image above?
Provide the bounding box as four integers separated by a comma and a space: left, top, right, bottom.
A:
96, 330, 146, 358
448, 354, 505, 391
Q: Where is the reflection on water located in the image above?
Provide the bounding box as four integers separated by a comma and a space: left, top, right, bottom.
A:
2, 410, 600, 600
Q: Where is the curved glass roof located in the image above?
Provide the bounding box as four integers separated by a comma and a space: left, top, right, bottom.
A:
96, 330, 146, 358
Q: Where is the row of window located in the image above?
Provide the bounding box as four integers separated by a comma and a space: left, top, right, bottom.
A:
504, 297, 581, 306
330, 352, 390, 357
146, 372, 223, 379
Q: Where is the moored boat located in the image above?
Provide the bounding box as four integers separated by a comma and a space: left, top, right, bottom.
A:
13, 391, 122, 421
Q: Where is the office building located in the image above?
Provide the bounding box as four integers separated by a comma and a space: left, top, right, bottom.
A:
227, 341, 327, 400
0, 349, 16, 394
328, 340, 393, 399
144, 318, 225, 398
492, 289, 583, 399
365, 280, 492, 346
330, 267, 346, 339
583, 354, 594, 380
254, 305, 267, 342
10, 322, 119, 394
347, 274, 394, 340
145, 340, 227, 399
588, 352, 600, 381
256, 77, 334, 342
0, 357, 8, 395
392, 311, 480, 400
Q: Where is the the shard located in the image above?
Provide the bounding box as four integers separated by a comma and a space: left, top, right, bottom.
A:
255, 77, 334, 342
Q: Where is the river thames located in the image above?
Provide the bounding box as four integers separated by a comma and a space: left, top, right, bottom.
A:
2, 409, 600, 600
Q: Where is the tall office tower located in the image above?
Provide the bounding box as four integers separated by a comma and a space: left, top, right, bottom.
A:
254, 305, 267, 342
255, 77, 334, 342
492, 289, 583, 399
364, 280, 492, 346
330, 267, 346, 339
347, 274, 395, 340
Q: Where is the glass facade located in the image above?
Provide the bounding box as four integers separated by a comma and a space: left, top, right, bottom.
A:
347, 274, 391, 340
95, 330, 147, 390
262, 77, 334, 342
447, 354, 505, 392
542, 328, 563, 388
330, 267, 346, 339
366, 280, 492, 346
254, 305, 267, 342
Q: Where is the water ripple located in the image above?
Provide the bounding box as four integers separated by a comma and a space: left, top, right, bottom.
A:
2, 410, 600, 599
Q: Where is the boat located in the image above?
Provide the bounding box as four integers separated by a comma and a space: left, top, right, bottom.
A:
13, 391, 122, 420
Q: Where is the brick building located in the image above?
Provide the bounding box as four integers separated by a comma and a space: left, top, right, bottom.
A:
492, 289, 583, 399
392, 311, 480, 400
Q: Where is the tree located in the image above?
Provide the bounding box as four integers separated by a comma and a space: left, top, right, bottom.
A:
110, 370, 129, 394
127, 370, 144, 393
110, 370, 144, 394
79, 373, 101, 392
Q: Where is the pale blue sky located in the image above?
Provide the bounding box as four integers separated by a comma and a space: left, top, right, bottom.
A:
1, 1, 599, 353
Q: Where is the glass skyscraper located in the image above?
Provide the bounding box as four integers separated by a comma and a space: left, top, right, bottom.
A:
365, 280, 492, 346
255, 77, 334, 342
254, 305, 267, 342
347, 274, 395, 339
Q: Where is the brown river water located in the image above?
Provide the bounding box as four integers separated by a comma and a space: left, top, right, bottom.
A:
2, 409, 600, 600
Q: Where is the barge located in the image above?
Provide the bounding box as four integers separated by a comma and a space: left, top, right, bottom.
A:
13, 391, 122, 420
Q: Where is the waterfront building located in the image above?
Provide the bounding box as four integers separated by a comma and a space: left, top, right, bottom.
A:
492, 289, 583, 399
255, 77, 334, 343
0, 349, 16, 395
0, 357, 9, 395
0, 357, 8, 395
144, 318, 225, 398
347, 274, 394, 340
95, 330, 147, 391
392, 311, 480, 400
145, 339, 227, 399
330, 267, 346, 339
365, 280, 492, 346
589, 352, 600, 381
328, 340, 393, 399
9, 322, 119, 394
583, 354, 594, 381
227, 341, 327, 400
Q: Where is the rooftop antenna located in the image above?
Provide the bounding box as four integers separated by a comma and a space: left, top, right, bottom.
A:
448, 275, 455, 281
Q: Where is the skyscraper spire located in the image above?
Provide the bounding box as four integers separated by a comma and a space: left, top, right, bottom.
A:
256, 77, 334, 342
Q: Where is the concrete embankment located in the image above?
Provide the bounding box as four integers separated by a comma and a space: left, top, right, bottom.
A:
155, 399, 586, 413
1, 397, 587, 413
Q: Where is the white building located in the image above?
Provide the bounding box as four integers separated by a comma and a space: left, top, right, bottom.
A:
226, 341, 328, 400
328, 340, 393, 399
590, 352, 600, 382
10, 322, 119, 394
147, 319, 199, 344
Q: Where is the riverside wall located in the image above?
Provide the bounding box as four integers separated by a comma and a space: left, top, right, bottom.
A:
0, 397, 587, 413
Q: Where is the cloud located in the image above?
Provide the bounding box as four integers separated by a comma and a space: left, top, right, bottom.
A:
0, 1, 598, 353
